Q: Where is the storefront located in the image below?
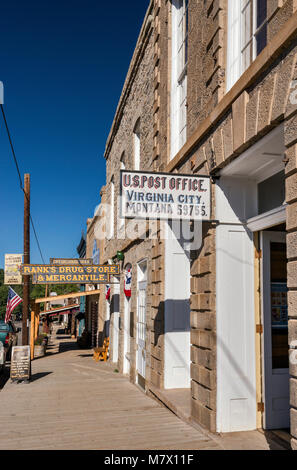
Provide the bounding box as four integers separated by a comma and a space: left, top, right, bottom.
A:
216, 124, 288, 432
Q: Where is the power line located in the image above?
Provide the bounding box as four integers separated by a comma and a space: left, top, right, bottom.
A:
0, 104, 46, 264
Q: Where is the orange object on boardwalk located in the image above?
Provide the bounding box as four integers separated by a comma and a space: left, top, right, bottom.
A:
93, 337, 109, 362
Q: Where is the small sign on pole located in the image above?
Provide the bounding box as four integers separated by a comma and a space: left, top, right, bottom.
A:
10, 345, 31, 383
4, 254, 23, 285
50, 258, 93, 266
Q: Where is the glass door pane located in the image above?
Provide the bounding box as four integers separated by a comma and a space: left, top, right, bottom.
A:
270, 242, 288, 369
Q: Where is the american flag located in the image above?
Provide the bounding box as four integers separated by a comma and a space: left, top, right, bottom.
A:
5, 287, 23, 324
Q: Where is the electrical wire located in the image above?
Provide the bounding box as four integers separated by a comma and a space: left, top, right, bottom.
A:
0, 104, 46, 264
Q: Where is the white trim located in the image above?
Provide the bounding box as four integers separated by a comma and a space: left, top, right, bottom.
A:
260, 231, 289, 429
108, 177, 115, 239
136, 261, 147, 381
170, 0, 188, 159
220, 124, 285, 181
216, 180, 257, 432
227, 0, 268, 91
247, 205, 286, 232
226, 0, 241, 91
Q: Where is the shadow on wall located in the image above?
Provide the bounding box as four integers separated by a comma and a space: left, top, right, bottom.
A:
110, 294, 119, 317
97, 320, 110, 347
153, 299, 190, 334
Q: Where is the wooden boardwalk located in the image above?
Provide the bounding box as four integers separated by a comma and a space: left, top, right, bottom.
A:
0, 330, 286, 450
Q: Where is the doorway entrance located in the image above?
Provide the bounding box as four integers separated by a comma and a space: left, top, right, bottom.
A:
261, 230, 289, 430
123, 295, 131, 374
111, 281, 120, 364
123, 264, 132, 375
136, 260, 147, 389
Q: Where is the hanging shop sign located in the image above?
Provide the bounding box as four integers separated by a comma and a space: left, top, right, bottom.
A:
4, 254, 23, 285
21, 264, 119, 284
50, 258, 93, 266
120, 170, 211, 221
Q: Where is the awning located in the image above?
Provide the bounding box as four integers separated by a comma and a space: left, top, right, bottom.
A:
39, 304, 79, 316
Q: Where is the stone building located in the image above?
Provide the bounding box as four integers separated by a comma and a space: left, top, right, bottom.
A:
97, 0, 297, 446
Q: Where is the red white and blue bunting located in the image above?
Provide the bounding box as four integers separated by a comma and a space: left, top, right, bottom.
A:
105, 284, 111, 300
124, 269, 132, 298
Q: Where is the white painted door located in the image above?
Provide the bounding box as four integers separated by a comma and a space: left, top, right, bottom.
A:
123, 295, 131, 375
216, 224, 256, 432
164, 222, 191, 389
261, 231, 289, 429
136, 281, 146, 381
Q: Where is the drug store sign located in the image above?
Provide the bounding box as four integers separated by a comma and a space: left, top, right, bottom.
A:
120, 170, 211, 221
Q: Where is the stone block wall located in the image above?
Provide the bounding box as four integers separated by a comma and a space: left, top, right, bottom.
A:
103, 8, 154, 263
190, 222, 217, 432
187, 0, 228, 136
285, 49, 297, 448
100, 4, 155, 383
172, 27, 297, 433
99, 0, 297, 436
178, 148, 217, 431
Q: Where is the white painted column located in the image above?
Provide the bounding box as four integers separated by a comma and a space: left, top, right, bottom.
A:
112, 282, 120, 364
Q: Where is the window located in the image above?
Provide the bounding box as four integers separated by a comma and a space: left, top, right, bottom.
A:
171, 0, 188, 159
134, 119, 140, 170
109, 176, 114, 239
227, 0, 267, 91
119, 153, 125, 230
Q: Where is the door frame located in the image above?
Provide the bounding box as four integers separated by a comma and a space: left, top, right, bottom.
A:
112, 281, 120, 364
260, 230, 289, 430
136, 260, 147, 387
123, 294, 131, 375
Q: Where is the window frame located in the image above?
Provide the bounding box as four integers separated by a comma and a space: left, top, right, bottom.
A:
170, 0, 189, 160
227, 0, 268, 91
108, 176, 115, 240
119, 153, 125, 230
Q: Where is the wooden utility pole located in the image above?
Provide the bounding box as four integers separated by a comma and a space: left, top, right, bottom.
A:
22, 174, 30, 345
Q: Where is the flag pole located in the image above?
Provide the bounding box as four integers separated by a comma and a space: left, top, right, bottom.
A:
22, 173, 30, 345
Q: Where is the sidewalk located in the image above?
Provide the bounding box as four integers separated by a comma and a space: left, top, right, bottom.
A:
0, 329, 288, 450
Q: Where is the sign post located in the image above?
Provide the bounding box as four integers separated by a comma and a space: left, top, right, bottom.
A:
22, 174, 30, 346
30, 302, 40, 361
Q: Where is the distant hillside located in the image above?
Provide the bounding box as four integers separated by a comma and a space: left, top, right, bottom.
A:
0, 269, 79, 320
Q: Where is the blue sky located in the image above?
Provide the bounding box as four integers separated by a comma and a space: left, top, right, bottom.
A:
0, 0, 149, 268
